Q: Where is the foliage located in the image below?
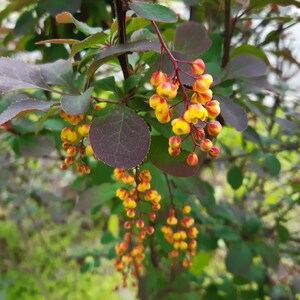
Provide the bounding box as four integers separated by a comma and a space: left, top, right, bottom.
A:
0, 0, 300, 299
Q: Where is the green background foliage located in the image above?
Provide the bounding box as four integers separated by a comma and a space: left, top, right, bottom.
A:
0, 0, 300, 299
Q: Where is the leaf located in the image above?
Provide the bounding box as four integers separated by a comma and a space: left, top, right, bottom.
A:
148, 136, 198, 177
242, 215, 262, 235
276, 224, 289, 242
129, 2, 177, 23
61, 87, 93, 116
216, 95, 248, 132
71, 32, 107, 57
77, 183, 117, 211
0, 99, 52, 125
254, 243, 280, 267
92, 76, 116, 93
174, 21, 212, 56
230, 44, 269, 64
227, 165, 243, 190
108, 215, 119, 238
89, 106, 151, 169
250, 0, 300, 8
225, 242, 253, 276
36, 39, 79, 45
56, 12, 103, 35
225, 54, 267, 79
189, 251, 212, 276
265, 154, 281, 176
88, 40, 161, 79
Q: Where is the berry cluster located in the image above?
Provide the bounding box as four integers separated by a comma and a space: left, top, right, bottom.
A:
114, 168, 161, 288
161, 205, 198, 268
59, 110, 94, 173
149, 58, 222, 166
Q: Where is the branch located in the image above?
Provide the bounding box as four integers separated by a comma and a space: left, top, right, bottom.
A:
221, 0, 232, 68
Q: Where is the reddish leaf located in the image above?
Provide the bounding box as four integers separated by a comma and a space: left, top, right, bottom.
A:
88, 40, 160, 80
216, 95, 248, 132
89, 106, 151, 169
55, 12, 73, 23
36, 39, 79, 45
174, 22, 212, 56
148, 136, 199, 177
0, 99, 52, 125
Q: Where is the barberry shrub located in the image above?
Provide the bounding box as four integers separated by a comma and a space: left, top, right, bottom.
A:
0, 1, 300, 299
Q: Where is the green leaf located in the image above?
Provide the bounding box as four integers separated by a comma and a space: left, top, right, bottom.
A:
108, 215, 119, 238
37, 0, 81, 16
126, 17, 151, 35
71, 32, 107, 57
92, 76, 116, 93
227, 165, 243, 190
124, 75, 142, 93
250, 0, 300, 8
265, 154, 281, 176
230, 45, 269, 64
189, 251, 212, 276
129, 2, 177, 23
148, 136, 199, 177
242, 215, 262, 235
276, 224, 289, 242
225, 242, 253, 276
61, 87, 93, 116
254, 243, 280, 267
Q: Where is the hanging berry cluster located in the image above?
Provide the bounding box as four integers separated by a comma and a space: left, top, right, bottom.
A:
113, 168, 161, 288
162, 205, 198, 268
59, 110, 94, 173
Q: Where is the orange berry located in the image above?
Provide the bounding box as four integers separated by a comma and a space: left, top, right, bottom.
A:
146, 226, 155, 235
77, 124, 90, 137
191, 90, 213, 104
183, 103, 208, 124
67, 146, 77, 157
124, 221, 133, 229
167, 216, 178, 226
188, 227, 199, 238
122, 174, 135, 185
209, 145, 220, 158
187, 152, 199, 167
150, 71, 168, 86
207, 121, 222, 136
137, 181, 151, 192
168, 146, 181, 156
182, 205, 191, 214
126, 209, 136, 218
156, 81, 178, 99
139, 170, 152, 182
64, 157, 74, 166
200, 139, 213, 152
193, 78, 209, 94
171, 118, 191, 135
152, 203, 161, 211
148, 213, 156, 221
136, 219, 145, 229
191, 59, 205, 75
194, 127, 205, 140
206, 100, 220, 118
169, 136, 182, 149
60, 162, 68, 170
149, 94, 165, 109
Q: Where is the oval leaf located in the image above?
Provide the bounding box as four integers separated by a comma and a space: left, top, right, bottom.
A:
265, 154, 281, 176
148, 136, 198, 177
216, 95, 248, 132
61, 87, 93, 116
225, 54, 267, 79
129, 2, 177, 23
227, 165, 244, 190
89, 106, 150, 169
0, 99, 52, 125
174, 22, 212, 56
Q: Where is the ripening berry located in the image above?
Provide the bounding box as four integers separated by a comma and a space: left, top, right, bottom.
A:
77, 124, 90, 137
193, 77, 209, 94
169, 208, 176, 217
149, 94, 165, 109
167, 216, 178, 226
200, 139, 213, 152
64, 157, 74, 166
61, 127, 78, 142
182, 205, 191, 214
122, 255, 132, 264
171, 118, 191, 135
169, 136, 182, 149
152, 203, 161, 211
60, 162, 68, 170
183, 103, 208, 124
62, 142, 70, 149
194, 127, 205, 140
124, 221, 133, 229
168, 146, 181, 157
136, 219, 145, 229
181, 216, 195, 228
85, 144, 94, 156
191, 59, 205, 75
126, 209, 136, 218
168, 250, 179, 258
207, 121, 222, 136
144, 190, 160, 202
146, 226, 155, 235
201, 74, 213, 87
115, 241, 128, 256
122, 174, 135, 185
191, 90, 213, 104
206, 100, 220, 118
182, 259, 192, 268
124, 232, 133, 242
123, 198, 137, 209
155, 109, 172, 124
209, 145, 220, 158
137, 181, 151, 192
67, 146, 77, 157
150, 71, 168, 86
139, 170, 152, 182
187, 152, 199, 167
148, 213, 156, 222
188, 227, 199, 238
156, 81, 178, 99
189, 240, 197, 250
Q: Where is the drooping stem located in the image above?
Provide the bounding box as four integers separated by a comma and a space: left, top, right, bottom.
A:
164, 173, 175, 209
114, 0, 130, 80
221, 0, 232, 68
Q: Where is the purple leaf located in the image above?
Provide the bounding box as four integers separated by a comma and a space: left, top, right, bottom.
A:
89, 106, 151, 169
148, 136, 198, 177
88, 40, 161, 80
0, 99, 52, 125
225, 54, 267, 79
174, 21, 212, 56
61, 87, 93, 116
216, 95, 248, 132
